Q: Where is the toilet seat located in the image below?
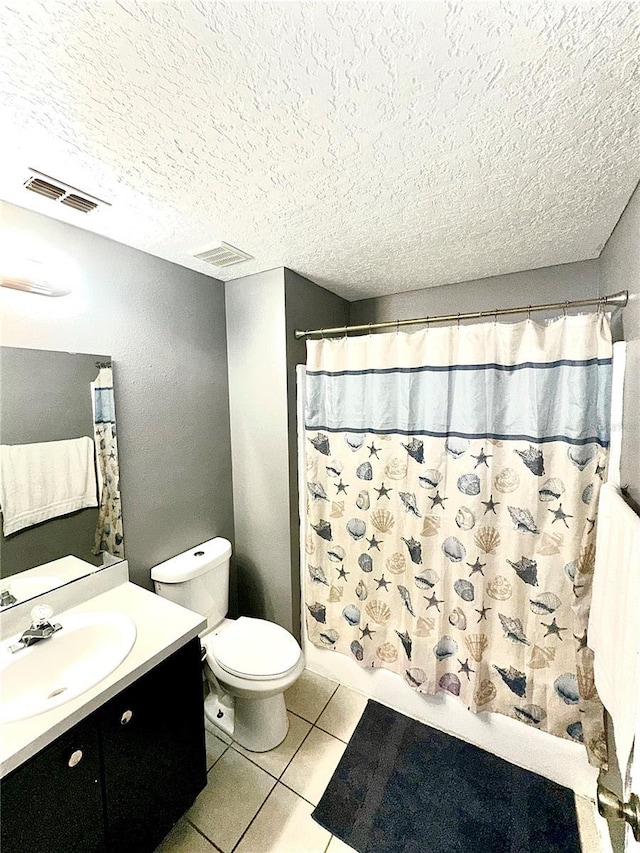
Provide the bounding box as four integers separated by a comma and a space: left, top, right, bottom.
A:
208, 617, 301, 682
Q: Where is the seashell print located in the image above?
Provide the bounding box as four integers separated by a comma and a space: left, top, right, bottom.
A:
350, 640, 364, 661
399, 491, 422, 517
514, 445, 545, 476
355, 580, 369, 601
577, 657, 598, 700
330, 501, 345, 518
439, 673, 461, 696
566, 721, 584, 743
494, 665, 527, 697
507, 556, 538, 586
564, 559, 578, 582
538, 477, 565, 502
319, 629, 339, 646
433, 636, 458, 661
305, 537, 315, 555
305, 455, 314, 472
589, 732, 608, 766
308, 565, 329, 585
405, 668, 427, 688
414, 569, 439, 589
311, 519, 333, 541
455, 506, 476, 530
328, 585, 344, 602
347, 518, 367, 540
345, 434, 365, 451
307, 481, 329, 502
386, 552, 406, 574
327, 545, 346, 562
536, 531, 563, 555
356, 461, 373, 481
445, 437, 470, 458
358, 553, 373, 573
457, 473, 481, 496
494, 468, 520, 493
453, 579, 475, 602
529, 592, 561, 615
527, 645, 556, 669
448, 607, 467, 631
356, 490, 370, 511
309, 433, 331, 456
402, 438, 425, 463
419, 469, 442, 489
402, 537, 423, 565
514, 705, 547, 726
554, 673, 579, 704
507, 506, 539, 534
415, 616, 435, 637
370, 509, 395, 533
307, 602, 326, 623
384, 457, 407, 480
567, 444, 597, 471
396, 630, 413, 660
326, 460, 343, 477
376, 642, 398, 663
582, 483, 594, 505
498, 614, 530, 645
578, 542, 596, 575
486, 576, 513, 600
474, 526, 501, 554
465, 633, 488, 662
442, 536, 466, 563
365, 600, 391, 624
474, 679, 497, 706
397, 585, 415, 616
342, 604, 361, 626
420, 515, 441, 537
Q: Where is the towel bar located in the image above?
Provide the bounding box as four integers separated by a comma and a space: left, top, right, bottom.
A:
597, 782, 640, 841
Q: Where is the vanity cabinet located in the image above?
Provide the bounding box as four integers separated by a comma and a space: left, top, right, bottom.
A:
1, 638, 206, 853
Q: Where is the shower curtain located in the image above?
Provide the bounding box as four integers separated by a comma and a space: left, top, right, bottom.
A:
91, 366, 124, 559
303, 313, 611, 767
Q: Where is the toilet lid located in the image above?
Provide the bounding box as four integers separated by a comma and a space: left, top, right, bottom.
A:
210, 617, 301, 680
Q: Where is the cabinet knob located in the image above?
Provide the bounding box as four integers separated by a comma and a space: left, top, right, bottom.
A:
120, 710, 133, 726
68, 749, 83, 768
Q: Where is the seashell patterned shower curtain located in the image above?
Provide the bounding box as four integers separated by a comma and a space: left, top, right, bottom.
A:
302, 313, 612, 766
91, 366, 124, 560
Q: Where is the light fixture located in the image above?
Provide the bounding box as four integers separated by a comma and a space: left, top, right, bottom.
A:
0, 258, 71, 297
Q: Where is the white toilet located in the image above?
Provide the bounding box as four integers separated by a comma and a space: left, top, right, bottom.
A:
151, 537, 304, 752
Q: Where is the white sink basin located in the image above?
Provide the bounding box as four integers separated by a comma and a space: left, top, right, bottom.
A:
0, 611, 137, 723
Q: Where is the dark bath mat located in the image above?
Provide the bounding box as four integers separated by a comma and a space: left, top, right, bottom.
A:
312, 700, 581, 853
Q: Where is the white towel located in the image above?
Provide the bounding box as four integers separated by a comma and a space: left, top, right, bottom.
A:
589, 482, 640, 780
0, 437, 98, 536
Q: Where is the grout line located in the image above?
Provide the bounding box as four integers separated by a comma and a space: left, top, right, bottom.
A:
230, 779, 278, 852
186, 817, 225, 852
279, 777, 319, 809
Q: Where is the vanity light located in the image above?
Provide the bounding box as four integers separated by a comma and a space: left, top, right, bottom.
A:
0, 258, 71, 297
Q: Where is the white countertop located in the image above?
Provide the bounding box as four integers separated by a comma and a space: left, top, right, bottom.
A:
0, 581, 206, 777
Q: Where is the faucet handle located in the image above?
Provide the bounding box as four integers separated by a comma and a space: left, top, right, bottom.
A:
30, 604, 54, 627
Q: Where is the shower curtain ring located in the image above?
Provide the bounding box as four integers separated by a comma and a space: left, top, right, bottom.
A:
457, 313, 461, 328
563, 301, 569, 317
527, 305, 532, 320
396, 319, 400, 335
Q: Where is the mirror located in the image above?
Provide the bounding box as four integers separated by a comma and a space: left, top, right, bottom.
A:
0, 347, 124, 607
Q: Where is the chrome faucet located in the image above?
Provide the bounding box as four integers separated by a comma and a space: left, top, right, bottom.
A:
0, 587, 17, 608
9, 604, 62, 653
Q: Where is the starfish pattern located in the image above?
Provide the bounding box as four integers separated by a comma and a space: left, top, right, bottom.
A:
368, 442, 380, 458
424, 592, 444, 611
374, 482, 392, 500
481, 494, 500, 514
574, 629, 589, 651
360, 623, 376, 640
335, 479, 349, 494
458, 658, 475, 679
549, 503, 573, 528
367, 535, 382, 550
475, 604, 492, 622
430, 490, 448, 509
375, 574, 391, 591
337, 567, 350, 581
541, 617, 567, 640
472, 447, 492, 469
466, 556, 486, 576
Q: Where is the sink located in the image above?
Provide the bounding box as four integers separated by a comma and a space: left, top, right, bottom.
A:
0, 611, 137, 723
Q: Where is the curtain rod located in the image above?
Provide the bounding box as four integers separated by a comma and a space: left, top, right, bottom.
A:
294, 290, 629, 340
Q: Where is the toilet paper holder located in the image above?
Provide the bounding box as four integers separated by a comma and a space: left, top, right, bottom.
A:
597, 782, 640, 841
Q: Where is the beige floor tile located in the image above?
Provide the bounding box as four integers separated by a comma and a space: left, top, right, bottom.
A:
316, 685, 368, 743
205, 730, 228, 770
187, 748, 275, 852
285, 669, 338, 723
154, 817, 219, 853
235, 782, 332, 853
326, 835, 359, 853
232, 711, 312, 778
281, 727, 347, 806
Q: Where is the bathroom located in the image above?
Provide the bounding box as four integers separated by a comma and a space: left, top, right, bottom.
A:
0, 2, 639, 852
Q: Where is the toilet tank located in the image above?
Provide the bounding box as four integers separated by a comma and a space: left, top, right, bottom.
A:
151, 537, 232, 631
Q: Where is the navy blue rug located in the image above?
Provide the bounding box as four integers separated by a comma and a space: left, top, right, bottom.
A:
312, 700, 581, 853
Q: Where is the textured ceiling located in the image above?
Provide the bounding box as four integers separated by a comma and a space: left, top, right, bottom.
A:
0, 1, 638, 301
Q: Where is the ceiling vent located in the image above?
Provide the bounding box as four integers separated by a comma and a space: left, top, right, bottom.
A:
24, 170, 109, 213
194, 242, 253, 267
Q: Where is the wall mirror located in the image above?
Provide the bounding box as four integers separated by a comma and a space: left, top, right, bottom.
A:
0, 347, 124, 608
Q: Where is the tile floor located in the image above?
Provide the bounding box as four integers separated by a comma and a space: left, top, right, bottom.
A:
156, 669, 603, 853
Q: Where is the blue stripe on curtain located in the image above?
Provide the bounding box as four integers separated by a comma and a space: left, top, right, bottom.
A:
305, 360, 612, 446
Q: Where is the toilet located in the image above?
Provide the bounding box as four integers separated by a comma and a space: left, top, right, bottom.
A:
151, 537, 304, 752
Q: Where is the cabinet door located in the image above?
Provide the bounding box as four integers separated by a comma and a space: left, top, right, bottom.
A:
100, 638, 207, 852
1, 717, 105, 853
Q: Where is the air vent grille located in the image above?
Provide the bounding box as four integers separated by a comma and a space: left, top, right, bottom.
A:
61, 194, 98, 213
24, 170, 109, 214
194, 243, 253, 267
25, 178, 67, 200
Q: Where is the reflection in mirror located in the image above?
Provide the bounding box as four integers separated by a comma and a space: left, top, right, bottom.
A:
0, 348, 124, 608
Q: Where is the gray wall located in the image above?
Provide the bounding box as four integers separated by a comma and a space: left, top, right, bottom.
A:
0, 202, 234, 590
